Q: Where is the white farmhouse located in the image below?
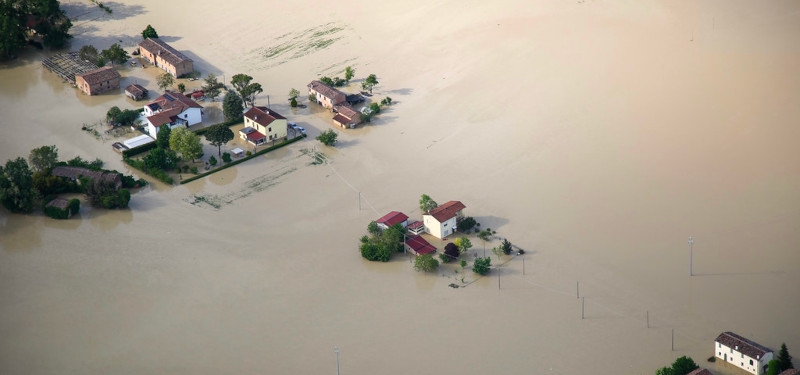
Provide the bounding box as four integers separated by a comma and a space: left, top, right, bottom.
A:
422, 201, 465, 239
144, 91, 203, 137
715, 332, 773, 375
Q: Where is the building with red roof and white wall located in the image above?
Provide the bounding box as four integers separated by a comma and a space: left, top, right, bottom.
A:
422, 201, 466, 239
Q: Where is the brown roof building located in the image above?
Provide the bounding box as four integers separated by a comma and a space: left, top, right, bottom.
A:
715, 332, 773, 375
332, 104, 362, 128
139, 38, 194, 77
241, 106, 288, 145
52, 166, 122, 189
427, 201, 467, 222
75, 66, 121, 96
687, 369, 713, 375
125, 84, 148, 100
308, 80, 347, 110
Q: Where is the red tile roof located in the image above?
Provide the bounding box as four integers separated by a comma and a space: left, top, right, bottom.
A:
246, 130, 265, 141
147, 107, 182, 127
426, 200, 466, 222
779, 370, 800, 375
76, 66, 120, 85
407, 221, 424, 230
147, 91, 202, 113
244, 106, 285, 128
406, 235, 436, 256
376, 211, 408, 227
687, 369, 713, 375
125, 84, 148, 96
715, 332, 772, 359
336, 105, 361, 121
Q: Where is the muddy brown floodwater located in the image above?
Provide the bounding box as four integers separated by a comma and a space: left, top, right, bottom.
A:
1, 1, 799, 374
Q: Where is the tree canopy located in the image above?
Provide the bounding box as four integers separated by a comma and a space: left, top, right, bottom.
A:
419, 194, 437, 213
360, 223, 405, 262
0, 0, 73, 59
102, 43, 129, 64
222, 90, 244, 121
454, 237, 472, 255
778, 343, 794, 371
344, 66, 355, 82
169, 127, 202, 162
202, 73, 225, 101
156, 72, 174, 91
316, 129, 338, 147
654, 356, 699, 375
472, 257, 491, 275
414, 254, 439, 272
0, 157, 37, 213
156, 125, 172, 150
141, 24, 158, 39
362, 74, 378, 93
79, 45, 100, 65
204, 123, 234, 156
28, 145, 58, 173
230, 73, 263, 107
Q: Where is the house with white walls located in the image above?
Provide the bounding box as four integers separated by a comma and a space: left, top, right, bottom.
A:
714, 332, 773, 375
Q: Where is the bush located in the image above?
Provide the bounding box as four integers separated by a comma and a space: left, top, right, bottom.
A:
457, 216, 477, 232
473, 257, 491, 275
414, 254, 439, 272
222, 152, 231, 163
290, 97, 297, 107
246, 151, 252, 156
317, 129, 338, 146
208, 156, 217, 166
190, 166, 198, 174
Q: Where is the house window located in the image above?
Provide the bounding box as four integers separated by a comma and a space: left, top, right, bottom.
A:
444, 223, 448, 227
750, 360, 753, 366
268, 127, 271, 132
741, 353, 743, 358
718, 343, 721, 348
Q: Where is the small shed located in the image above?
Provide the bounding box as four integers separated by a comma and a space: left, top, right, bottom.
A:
231, 148, 245, 157
406, 235, 436, 256
125, 84, 148, 100
123, 134, 155, 149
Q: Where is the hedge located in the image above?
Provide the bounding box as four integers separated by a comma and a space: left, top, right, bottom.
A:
180, 134, 306, 184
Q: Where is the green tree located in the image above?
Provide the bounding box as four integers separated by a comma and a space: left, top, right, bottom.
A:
143, 147, 176, 170
95, 55, 107, 67
367, 221, 380, 236
208, 155, 217, 166
319, 76, 334, 86
156, 125, 172, 149
221, 152, 231, 163
0, 157, 38, 213
222, 91, 244, 121
230, 73, 262, 107
414, 254, 439, 272
778, 343, 794, 371
344, 66, 355, 82
369, 102, 381, 114
455, 237, 473, 255
0, 0, 72, 58
380, 97, 392, 106
31, 0, 73, 48
156, 72, 174, 91
141, 24, 158, 39
0, 2, 26, 60
28, 145, 58, 173
419, 194, 437, 213
362, 74, 378, 94
767, 360, 780, 375
204, 123, 234, 156
288, 88, 300, 100
79, 45, 100, 64
202, 73, 225, 101
290, 97, 297, 107
102, 43, 129, 64
115, 109, 140, 126
472, 257, 491, 275
169, 127, 202, 162
477, 229, 492, 249
501, 238, 513, 255
177, 82, 186, 94
670, 356, 698, 375
316, 129, 338, 146
106, 106, 122, 123
655, 367, 674, 375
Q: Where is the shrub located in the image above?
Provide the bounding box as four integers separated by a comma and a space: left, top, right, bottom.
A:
245, 151, 252, 156
414, 254, 439, 272
190, 166, 198, 174
457, 216, 477, 232
501, 239, 513, 255
209, 156, 217, 166
222, 152, 231, 163
473, 257, 491, 275
317, 129, 338, 146
290, 97, 297, 107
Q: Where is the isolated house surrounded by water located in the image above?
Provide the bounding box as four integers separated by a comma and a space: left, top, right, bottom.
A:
144, 91, 203, 137
376, 211, 408, 231
422, 201, 466, 239
52, 166, 122, 190
125, 83, 148, 100
240, 106, 288, 146
332, 105, 362, 128
138, 38, 194, 77
75, 66, 121, 95
714, 332, 773, 375
308, 80, 346, 110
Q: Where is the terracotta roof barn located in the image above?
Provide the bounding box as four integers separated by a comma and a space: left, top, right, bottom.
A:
376, 211, 408, 229
308, 80, 347, 109
405, 235, 436, 256
715, 332, 772, 360
76, 66, 120, 85
125, 84, 148, 100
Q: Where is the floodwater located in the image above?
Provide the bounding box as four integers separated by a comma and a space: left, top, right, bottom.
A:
1, 1, 799, 374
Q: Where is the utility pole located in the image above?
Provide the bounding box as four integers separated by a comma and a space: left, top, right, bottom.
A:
522, 254, 525, 275
671, 329, 674, 351
688, 236, 694, 276
581, 297, 585, 319
334, 346, 340, 375
498, 266, 501, 290
577, 281, 580, 299
647, 310, 649, 328
358, 192, 361, 211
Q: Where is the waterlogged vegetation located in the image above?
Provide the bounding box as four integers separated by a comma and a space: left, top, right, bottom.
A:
260, 23, 347, 67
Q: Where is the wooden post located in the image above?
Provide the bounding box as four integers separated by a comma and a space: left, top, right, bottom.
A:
522, 255, 525, 275
498, 266, 501, 290
647, 310, 649, 328
577, 281, 580, 299
581, 297, 585, 319
671, 329, 674, 351
358, 192, 361, 210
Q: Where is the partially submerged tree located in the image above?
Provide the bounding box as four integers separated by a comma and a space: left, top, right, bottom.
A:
362, 74, 378, 93
202, 73, 225, 101
141, 24, 158, 39
222, 91, 244, 121
177, 83, 186, 94
0, 0, 73, 59
344, 66, 355, 82
472, 257, 491, 275
501, 238, 513, 255
169, 127, 202, 163
414, 254, 439, 272
102, 43, 129, 64
156, 125, 172, 150
288, 88, 300, 100
443, 242, 460, 262
156, 72, 174, 91
419, 194, 437, 213
0, 157, 37, 213
454, 237, 473, 255
316, 129, 338, 147
79, 45, 100, 65
230, 73, 263, 107
28, 145, 58, 173
204, 123, 234, 156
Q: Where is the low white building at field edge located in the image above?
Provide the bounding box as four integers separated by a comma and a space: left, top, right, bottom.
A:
714, 332, 773, 375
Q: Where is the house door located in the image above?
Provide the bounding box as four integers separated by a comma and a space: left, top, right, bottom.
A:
724, 354, 727, 361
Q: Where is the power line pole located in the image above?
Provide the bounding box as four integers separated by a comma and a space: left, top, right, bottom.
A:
646, 310, 649, 328
581, 297, 585, 319
334, 346, 340, 375
498, 266, 501, 290
671, 329, 674, 351
577, 281, 580, 299
688, 236, 694, 276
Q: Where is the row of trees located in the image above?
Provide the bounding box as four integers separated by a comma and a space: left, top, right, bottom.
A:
0, 0, 73, 59
79, 43, 129, 67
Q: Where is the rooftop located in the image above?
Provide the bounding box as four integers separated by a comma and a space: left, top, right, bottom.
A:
76, 66, 121, 85
139, 38, 193, 66
244, 106, 286, 128
376, 211, 408, 227
308, 80, 346, 105
406, 235, 436, 256
715, 332, 772, 359
426, 201, 466, 223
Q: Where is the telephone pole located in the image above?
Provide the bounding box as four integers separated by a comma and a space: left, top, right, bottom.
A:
688, 236, 694, 276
